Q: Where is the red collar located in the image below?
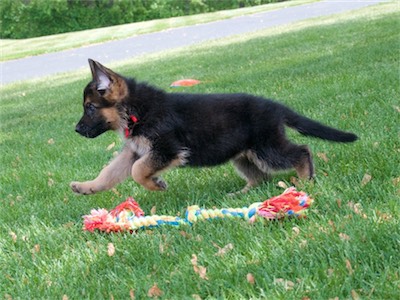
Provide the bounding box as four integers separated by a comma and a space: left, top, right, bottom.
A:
124, 115, 138, 138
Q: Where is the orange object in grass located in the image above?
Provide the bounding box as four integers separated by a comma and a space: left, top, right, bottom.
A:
170, 79, 201, 87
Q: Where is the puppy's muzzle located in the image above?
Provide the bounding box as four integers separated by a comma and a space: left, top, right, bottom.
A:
75, 122, 96, 138
75, 118, 108, 138
75, 123, 88, 136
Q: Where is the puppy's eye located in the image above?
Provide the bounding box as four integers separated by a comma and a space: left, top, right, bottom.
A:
86, 103, 96, 114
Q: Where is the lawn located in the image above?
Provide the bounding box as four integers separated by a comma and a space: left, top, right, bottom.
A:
1, 2, 399, 299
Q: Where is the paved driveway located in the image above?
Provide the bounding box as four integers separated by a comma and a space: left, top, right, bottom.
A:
0, 0, 386, 85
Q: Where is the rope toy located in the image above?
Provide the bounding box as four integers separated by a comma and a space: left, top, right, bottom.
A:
83, 187, 313, 233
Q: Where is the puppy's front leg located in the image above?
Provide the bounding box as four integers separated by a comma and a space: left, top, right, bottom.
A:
71, 146, 135, 195
131, 154, 168, 191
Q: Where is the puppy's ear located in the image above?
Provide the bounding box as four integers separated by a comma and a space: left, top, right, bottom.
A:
88, 59, 128, 101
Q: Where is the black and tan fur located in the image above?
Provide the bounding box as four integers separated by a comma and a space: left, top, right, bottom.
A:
70, 59, 357, 195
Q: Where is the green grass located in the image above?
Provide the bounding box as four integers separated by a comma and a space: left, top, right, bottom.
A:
0, 0, 316, 62
1, 2, 399, 299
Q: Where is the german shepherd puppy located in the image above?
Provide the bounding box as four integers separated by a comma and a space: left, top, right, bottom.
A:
70, 59, 357, 195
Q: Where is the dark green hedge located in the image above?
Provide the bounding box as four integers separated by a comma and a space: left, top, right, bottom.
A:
1, 0, 284, 39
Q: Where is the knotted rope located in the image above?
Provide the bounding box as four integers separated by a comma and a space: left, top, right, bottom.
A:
83, 187, 313, 233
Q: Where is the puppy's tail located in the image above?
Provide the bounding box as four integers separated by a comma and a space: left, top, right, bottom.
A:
284, 109, 358, 142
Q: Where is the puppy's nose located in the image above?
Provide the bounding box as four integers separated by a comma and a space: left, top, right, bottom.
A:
75, 123, 84, 134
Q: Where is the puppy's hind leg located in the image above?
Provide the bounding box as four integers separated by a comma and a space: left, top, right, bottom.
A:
291, 145, 314, 180
232, 154, 270, 194
263, 143, 314, 180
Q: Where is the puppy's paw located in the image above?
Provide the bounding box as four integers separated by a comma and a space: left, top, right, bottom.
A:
70, 181, 97, 195
152, 177, 168, 191
227, 185, 252, 197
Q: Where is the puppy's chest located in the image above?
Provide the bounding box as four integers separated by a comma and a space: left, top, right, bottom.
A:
126, 136, 152, 157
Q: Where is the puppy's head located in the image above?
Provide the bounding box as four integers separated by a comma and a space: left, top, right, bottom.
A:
75, 59, 128, 138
